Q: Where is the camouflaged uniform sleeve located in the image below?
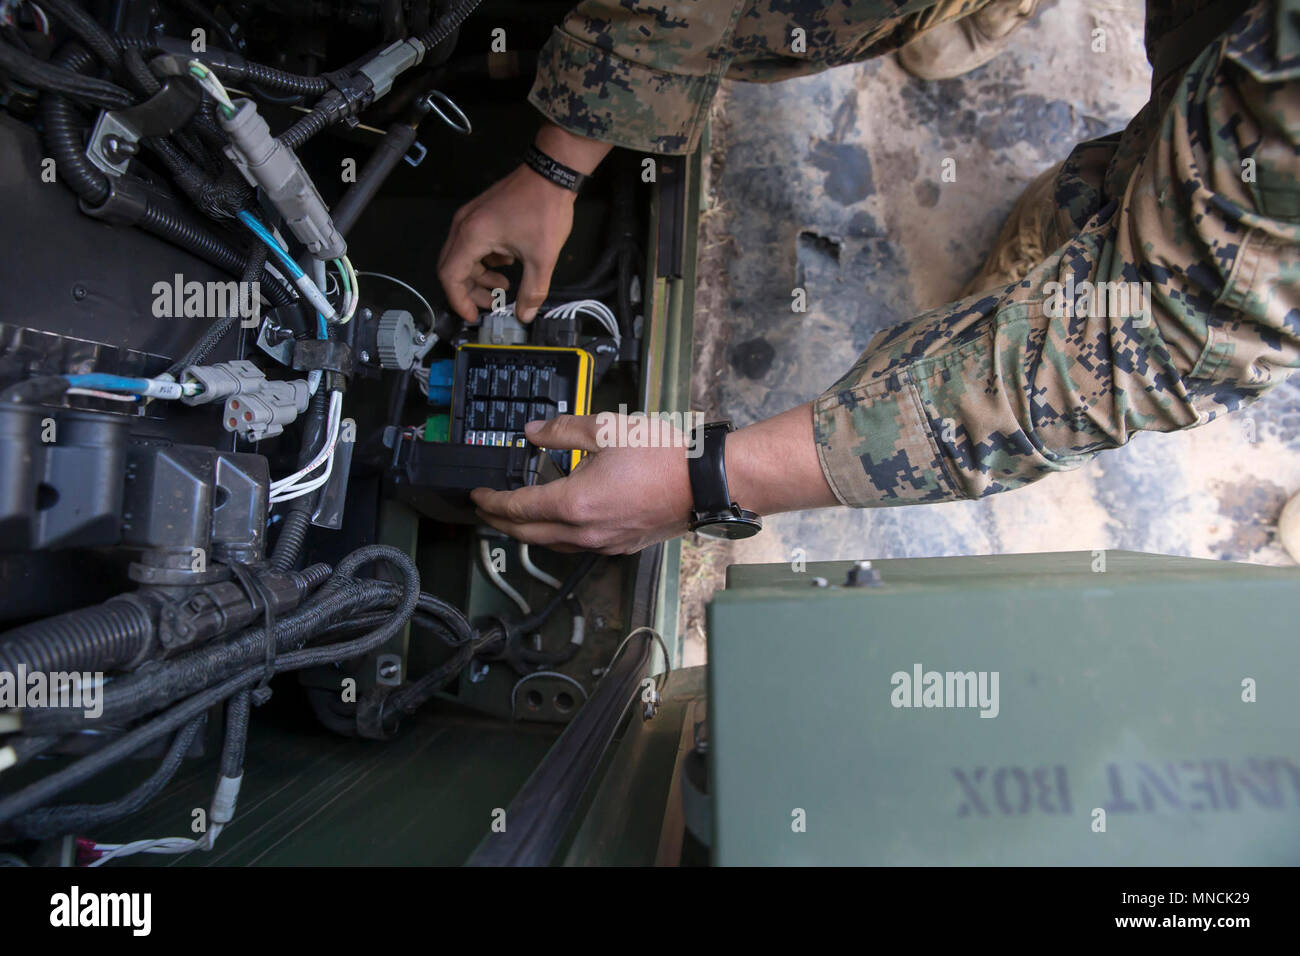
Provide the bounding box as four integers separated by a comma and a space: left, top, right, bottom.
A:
814, 0, 1300, 507
526, 0, 964, 154
528, 0, 751, 155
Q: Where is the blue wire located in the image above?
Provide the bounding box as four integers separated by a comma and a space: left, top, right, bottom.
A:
237, 210, 305, 281
239, 211, 328, 339
66, 374, 149, 394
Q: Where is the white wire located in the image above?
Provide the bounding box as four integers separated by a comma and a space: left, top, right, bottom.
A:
355, 270, 435, 328
341, 257, 360, 324
28, 2, 50, 33
519, 544, 563, 590
270, 389, 339, 490
269, 390, 341, 494
479, 539, 530, 615
604, 626, 673, 680
65, 388, 138, 403
89, 828, 221, 866
270, 443, 335, 503
544, 299, 621, 347
187, 61, 237, 116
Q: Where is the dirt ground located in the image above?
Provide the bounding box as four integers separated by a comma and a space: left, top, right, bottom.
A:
677, 0, 1300, 667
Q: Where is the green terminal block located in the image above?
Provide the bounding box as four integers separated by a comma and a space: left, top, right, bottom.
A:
424, 412, 450, 443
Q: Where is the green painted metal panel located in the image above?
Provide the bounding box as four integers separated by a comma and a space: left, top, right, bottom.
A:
707, 551, 1300, 865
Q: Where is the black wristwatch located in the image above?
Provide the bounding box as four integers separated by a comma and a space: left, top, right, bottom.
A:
687, 420, 762, 539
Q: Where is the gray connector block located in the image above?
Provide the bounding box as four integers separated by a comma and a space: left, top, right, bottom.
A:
180, 359, 266, 405
359, 38, 426, 100
223, 379, 310, 442
221, 100, 346, 260
180, 360, 310, 441
477, 310, 528, 346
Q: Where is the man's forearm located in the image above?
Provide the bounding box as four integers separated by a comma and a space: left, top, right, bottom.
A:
726, 403, 839, 516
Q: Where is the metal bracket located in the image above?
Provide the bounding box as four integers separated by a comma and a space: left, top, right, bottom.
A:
86, 79, 202, 177
403, 140, 427, 167
255, 313, 298, 367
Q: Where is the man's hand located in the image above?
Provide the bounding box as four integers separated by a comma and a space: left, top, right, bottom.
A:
470, 404, 840, 554
436, 165, 575, 323
471, 414, 694, 554
437, 122, 613, 323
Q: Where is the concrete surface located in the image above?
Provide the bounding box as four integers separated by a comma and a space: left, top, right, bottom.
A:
679, 0, 1300, 665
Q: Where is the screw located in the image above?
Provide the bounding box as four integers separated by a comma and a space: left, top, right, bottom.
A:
101, 135, 136, 163
811, 577, 828, 588
359, 350, 371, 363
845, 559, 882, 588
378, 660, 400, 680
71, 285, 87, 301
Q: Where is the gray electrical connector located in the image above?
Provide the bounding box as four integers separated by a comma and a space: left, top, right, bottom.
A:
223, 380, 310, 442
477, 310, 528, 346
359, 38, 426, 101
220, 99, 346, 260
179, 359, 266, 404
179, 360, 311, 441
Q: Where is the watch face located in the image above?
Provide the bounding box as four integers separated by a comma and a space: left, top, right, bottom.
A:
694, 517, 762, 540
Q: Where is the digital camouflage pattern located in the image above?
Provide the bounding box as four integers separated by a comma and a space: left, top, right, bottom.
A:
529, 0, 1300, 507
530, 0, 990, 154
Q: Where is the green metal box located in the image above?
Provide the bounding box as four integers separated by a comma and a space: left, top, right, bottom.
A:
707, 551, 1300, 865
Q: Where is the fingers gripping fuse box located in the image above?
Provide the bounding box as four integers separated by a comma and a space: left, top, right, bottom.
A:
451, 344, 593, 473
386, 344, 594, 521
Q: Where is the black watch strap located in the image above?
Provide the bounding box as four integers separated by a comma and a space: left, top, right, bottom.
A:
688, 421, 735, 517
523, 143, 587, 193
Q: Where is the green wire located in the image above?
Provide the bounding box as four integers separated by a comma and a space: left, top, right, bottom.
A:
333, 258, 351, 298
188, 62, 236, 119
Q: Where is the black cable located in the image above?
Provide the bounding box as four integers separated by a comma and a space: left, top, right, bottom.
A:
40, 0, 122, 72
509, 552, 599, 635
0, 592, 157, 676
227, 560, 279, 701
161, 0, 239, 54
167, 241, 268, 375
8, 717, 205, 839
416, 0, 483, 50
0, 563, 328, 701
112, 35, 330, 95
332, 119, 421, 238
0, 550, 419, 822
279, 0, 485, 152
37, 45, 294, 306
387, 366, 414, 432
509, 595, 583, 670
219, 689, 251, 778
269, 386, 332, 571
0, 37, 133, 108
19, 553, 411, 735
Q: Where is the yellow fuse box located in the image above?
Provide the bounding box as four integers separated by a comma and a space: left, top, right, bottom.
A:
450, 344, 594, 474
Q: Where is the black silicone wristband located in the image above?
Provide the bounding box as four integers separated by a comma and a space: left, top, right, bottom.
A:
523, 143, 587, 193
688, 421, 734, 517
